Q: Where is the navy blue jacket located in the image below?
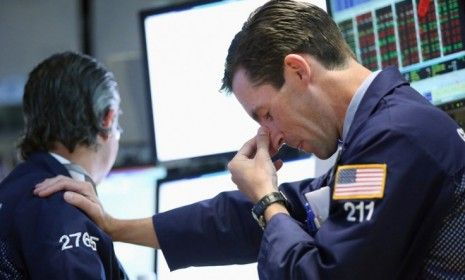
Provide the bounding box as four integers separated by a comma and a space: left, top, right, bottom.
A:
154, 67, 465, 279
0, 152, 127, 279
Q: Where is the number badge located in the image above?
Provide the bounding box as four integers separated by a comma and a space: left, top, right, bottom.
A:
59, 232, 99, 251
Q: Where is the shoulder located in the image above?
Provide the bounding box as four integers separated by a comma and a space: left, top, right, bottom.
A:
1, 161, 95, 234
348, 89, 465, 174
1, 156, 62, 207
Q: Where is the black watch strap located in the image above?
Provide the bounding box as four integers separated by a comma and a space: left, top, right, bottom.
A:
251, 191, 288, 230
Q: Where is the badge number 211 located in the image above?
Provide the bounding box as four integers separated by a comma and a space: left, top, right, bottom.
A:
344, 201, 375, 223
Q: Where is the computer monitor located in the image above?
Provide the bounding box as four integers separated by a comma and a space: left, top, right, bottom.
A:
327, 0, 465, 125
140, 0, 266, 167
140, 0, 325, 170
98, 167, 164, 280
155, 156, 316, 280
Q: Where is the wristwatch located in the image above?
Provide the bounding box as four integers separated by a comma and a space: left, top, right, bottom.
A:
251, 191, 289, 230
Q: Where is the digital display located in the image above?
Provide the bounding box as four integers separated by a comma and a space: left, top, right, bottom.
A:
328, 0, 465, 107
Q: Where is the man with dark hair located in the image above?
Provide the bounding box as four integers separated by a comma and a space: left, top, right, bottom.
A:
0, 52, 127, 279
34, 1, 465, 279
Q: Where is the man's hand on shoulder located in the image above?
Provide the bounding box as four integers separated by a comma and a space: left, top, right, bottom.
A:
34, 175, 116, 236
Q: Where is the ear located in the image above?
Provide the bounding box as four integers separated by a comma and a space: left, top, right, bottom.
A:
283, 54, 312, 85
100, 108, 117, 140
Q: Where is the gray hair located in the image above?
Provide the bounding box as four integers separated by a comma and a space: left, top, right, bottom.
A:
18, 51, 120, 159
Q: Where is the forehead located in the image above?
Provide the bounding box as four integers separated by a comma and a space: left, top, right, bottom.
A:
232, 69, 275, 120
232, 68, 253, 98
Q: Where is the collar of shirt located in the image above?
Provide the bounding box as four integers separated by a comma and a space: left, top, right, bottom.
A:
49, 152, 87, 182
342, 70, 382, 142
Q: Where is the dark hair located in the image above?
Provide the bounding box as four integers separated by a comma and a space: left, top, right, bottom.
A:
18, 51, 120, 159
221, 0, 355, 93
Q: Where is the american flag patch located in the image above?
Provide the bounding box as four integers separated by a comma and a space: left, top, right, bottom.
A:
333, 164, 387, 200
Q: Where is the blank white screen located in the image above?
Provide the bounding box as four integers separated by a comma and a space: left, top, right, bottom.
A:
98, 167, 164, 280
143, 0, 265, 163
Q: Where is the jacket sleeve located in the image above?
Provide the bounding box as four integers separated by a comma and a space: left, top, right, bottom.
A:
154, 190, 261, 270
154, 176, 324, 271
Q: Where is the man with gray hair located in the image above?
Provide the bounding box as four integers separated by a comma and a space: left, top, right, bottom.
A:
0, 52, 127, 279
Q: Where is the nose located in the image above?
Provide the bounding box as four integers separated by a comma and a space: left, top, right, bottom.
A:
262, 124, 284, 154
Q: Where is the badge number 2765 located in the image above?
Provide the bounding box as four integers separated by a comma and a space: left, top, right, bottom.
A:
59, 232, 99, 251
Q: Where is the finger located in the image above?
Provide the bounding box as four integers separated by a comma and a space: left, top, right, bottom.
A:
34, 177, 91, 196
274, 159, 284, 171
256, 127, 271, 158
228, 138, 254, 173
35, 175, 68, 189
235, 137, 257, 159
34, 177, 94, 197
63, 191, 100, 221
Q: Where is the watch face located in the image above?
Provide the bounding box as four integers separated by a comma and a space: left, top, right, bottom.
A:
252, 210, 259, 221
252, 210, 266, 230
258, 216, 266, 229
